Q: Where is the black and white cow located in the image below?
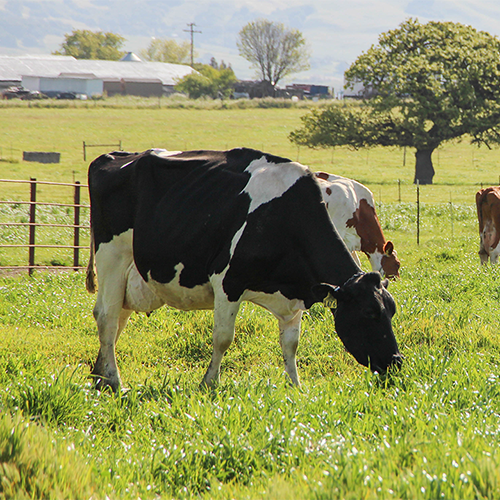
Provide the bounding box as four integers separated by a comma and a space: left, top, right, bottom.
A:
86, 147, 402, 391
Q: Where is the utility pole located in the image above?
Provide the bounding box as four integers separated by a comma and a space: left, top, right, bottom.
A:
183, 23, 201, 67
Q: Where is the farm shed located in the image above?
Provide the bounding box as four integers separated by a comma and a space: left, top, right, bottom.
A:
103, 77, 163, 97
0, 54, 195, 97
22, 73, 104, 97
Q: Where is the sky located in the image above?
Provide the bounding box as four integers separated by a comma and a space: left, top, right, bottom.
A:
1, 0, 500, 93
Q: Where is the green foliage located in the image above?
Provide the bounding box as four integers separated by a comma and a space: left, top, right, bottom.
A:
237, 19, 310, 87
290, 101, 373, 149
291, 19, 500, 184
175, 72, 215, 99
175, 63, 237, 99
0, 412, 95, 499
140, 38, 192, 64
53, 29, 126, 60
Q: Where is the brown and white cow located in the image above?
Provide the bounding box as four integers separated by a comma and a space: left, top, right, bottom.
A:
476, 186, 500, 264
314, 172, 400, 278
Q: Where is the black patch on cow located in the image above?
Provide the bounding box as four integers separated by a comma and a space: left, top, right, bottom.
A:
222, 175, 358, 303
133, 149, 258, 286
88, 150, 144, 247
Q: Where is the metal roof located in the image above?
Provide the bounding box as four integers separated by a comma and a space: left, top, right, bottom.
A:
0, 54, 195, 86
120, 52, 142, 62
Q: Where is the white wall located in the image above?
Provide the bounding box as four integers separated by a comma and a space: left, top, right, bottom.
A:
22, 76, 103, 96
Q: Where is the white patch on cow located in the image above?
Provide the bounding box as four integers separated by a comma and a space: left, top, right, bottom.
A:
95, 229, 164, 313
316, 175, 361, 248
152, 149, 182, 158
368, 252, 384, 275
243, 156, 309, 213
242, 289, 306, 322
95, 229, 134, 283
229, 223, 246, 257
147, 263, 214, 311
120, 150, 182, 169
487, 240, 500, 264
124, 263, 164, 312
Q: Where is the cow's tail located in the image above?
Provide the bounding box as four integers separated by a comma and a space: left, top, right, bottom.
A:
86, 227, 97, 294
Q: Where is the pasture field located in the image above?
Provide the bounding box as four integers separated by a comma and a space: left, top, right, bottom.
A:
1, 103, 500, 499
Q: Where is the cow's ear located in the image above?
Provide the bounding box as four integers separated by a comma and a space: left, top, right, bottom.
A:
382, 278, 389, 289
312, 283, 342, 307
384, 241, 394, 255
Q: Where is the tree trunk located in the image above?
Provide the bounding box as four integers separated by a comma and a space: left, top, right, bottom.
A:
414, 148, 435, 185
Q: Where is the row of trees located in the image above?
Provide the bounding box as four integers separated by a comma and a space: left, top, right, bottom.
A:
53, 19, 500, 184
53, 20, 308, 93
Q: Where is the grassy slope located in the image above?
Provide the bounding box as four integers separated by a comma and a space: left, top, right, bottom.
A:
1, 103, 500, 499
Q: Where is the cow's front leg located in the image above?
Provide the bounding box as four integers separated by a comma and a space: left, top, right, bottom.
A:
278, 311, 303, 386
202, 294, 240, 388
490, 244, 500, 265
92, 306, 132, 392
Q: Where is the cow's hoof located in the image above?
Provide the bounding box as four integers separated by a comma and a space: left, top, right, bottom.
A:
91, 373, 120, 393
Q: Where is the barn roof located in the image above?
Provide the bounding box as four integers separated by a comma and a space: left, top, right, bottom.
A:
0, 54, 195, 86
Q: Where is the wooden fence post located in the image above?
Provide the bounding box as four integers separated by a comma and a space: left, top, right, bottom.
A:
29, 178, 37, 275
73, 181, 81, 271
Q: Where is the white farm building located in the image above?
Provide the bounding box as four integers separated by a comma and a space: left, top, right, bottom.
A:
0, 53, 196, 98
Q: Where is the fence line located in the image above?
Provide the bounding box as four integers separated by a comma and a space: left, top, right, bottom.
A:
0, 178, 90, 275
83, 140, 122, 161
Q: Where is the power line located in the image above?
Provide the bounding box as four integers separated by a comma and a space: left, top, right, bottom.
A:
183, 23, 201, 67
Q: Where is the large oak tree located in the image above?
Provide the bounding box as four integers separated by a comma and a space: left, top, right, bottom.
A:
290, 19, 500, 184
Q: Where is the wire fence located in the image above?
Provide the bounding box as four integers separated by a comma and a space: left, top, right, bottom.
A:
0, 175, 487, 275
0, 178, 90, 275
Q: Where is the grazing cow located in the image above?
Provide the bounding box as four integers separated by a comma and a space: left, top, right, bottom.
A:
86, 148, 402, 391
476, 186, 500, 264
314, 172, 400, 278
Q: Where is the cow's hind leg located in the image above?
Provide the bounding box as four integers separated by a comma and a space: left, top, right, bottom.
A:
278, 311, 303, 386
92, 304, 132, 392
90, 233, 135, 391
201, 289, 240, 388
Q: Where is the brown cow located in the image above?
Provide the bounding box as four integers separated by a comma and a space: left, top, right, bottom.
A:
476, 186, 500, 264
314, 172, 400, 278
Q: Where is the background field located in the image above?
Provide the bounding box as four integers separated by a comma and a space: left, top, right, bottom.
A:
1, 101, 500, 499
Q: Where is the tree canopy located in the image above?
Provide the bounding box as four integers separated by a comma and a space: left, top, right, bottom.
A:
53, 30, 126, 60
175, 62, 237, 99
290, 19, 500, 184
237, 19, 309, 91
140, 38, 192, 64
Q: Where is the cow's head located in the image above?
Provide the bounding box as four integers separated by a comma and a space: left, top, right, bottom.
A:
380, 241, 400, 279
313, 272, 402, 374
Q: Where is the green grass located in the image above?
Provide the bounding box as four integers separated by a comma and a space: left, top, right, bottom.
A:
2, 103, 500, 499
2, 252, 500, 499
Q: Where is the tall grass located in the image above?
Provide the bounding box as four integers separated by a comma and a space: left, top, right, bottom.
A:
1, 211, 500, 498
